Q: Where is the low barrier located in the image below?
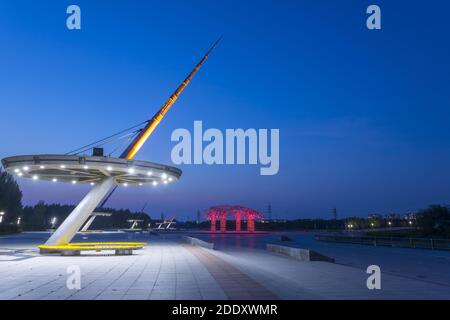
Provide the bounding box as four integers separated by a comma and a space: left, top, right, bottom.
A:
266, 244, 334, 262
315, 234, 450, 251
181, 236, 214, 249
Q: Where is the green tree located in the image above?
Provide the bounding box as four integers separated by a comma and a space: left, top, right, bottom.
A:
0, 168, 23, 223
417, 205, 450, 237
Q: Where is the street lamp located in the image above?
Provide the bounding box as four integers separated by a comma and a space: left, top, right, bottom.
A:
17, 217, 21, 225
0, 211, 5, 224
51, 217, 57, 228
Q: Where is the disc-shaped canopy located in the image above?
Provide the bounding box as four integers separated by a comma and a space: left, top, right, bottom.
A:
1, 154, 181, 186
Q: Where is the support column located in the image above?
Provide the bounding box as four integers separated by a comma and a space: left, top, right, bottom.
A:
210, 216, 217, 232
45, 177, 116, 246
235, 214, 241, 232
247, 217, 255, 233
80, 215, 97, 232
220, 214, 227, 232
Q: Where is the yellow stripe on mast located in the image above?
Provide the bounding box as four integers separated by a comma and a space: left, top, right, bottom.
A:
121, 37, 221, 160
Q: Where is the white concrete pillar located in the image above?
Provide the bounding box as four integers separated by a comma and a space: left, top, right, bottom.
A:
45, 177, 116, 245
80, 215, 97, 232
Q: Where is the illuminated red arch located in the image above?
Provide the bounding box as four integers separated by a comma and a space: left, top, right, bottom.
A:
203, 205, 264, 233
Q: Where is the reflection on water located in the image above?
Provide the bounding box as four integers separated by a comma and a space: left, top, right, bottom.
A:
3, 230, 450, 286
194, 232, 304, 250
0, 230, 310, 250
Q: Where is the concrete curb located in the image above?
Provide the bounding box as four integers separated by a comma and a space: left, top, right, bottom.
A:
181, 236, 214, 249
266, 244, 334, 263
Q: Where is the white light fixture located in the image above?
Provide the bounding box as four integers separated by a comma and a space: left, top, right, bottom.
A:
52, 178, 58, 182
163, 180, 168, 184
147, 171, 153, 176
83, 165, 89, 169
168, 177, 173, 182
72, 180, 77, 184
123, 183, 128, 187
128, 168, 135, 174
152, 181, 158, 186
40, 165, 45, 169
161, 173, 167, 179
106, 166, 112, 171
138, 183, 143, 186
60, 165, 66, 169
90, 182, 95, 186
32, 175, 38, 180
23, 166, 29, 171
14, 168, 20, 173
18, 172, 23, 177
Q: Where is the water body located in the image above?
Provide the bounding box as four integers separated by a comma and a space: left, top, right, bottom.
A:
194, 231, 450, 288
2, 231, 450, 288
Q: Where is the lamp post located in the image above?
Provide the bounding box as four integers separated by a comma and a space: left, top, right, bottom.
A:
17, 217, 21, 225
50, 217, 57, 229
0, 211, 5, 224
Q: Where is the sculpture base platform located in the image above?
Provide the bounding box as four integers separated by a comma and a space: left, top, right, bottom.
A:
38, 242, 146, 256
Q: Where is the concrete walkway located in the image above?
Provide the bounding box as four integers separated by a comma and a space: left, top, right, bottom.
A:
1, 234, 449, 300
185, 245, 278, 300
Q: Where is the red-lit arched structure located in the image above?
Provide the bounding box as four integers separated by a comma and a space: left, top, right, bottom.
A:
203, 205, 264, 233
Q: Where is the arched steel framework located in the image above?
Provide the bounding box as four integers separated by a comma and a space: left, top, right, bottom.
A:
203, 205, 264, 233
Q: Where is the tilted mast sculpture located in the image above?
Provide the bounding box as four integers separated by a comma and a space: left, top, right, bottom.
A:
1, 38, 220, 252
121, 37, 221, 160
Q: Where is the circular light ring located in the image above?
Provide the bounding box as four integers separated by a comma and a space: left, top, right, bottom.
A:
1, 154, 182, 186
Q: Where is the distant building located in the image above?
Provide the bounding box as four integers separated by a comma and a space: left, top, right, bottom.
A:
385, 213, 401, 220
403, 213, 417, 220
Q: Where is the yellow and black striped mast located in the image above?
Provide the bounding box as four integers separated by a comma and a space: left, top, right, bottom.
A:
121, 37, 221, 160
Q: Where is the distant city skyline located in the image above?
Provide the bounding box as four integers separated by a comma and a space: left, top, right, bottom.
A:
1, 1, 450, 220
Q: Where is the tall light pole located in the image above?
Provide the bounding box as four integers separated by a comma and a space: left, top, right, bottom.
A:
0, 211, 4, 224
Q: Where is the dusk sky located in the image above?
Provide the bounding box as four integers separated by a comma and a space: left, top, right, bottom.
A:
1, 0, 450, 220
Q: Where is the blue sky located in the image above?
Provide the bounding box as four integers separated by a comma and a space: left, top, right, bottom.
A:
1, 0, 450, 219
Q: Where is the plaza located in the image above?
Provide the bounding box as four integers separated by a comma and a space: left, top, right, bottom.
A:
1, 232, 449, 300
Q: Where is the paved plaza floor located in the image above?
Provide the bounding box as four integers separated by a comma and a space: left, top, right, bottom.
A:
0, 233, 449, 300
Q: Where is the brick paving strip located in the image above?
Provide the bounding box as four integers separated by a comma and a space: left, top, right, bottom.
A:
184, 245, 278, 300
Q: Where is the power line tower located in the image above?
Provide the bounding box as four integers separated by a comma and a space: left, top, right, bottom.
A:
333, 207, 337, 220
268, 203, 272, 220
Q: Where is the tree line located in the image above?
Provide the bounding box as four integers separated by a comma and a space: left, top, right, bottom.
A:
2, 167, 450, 237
